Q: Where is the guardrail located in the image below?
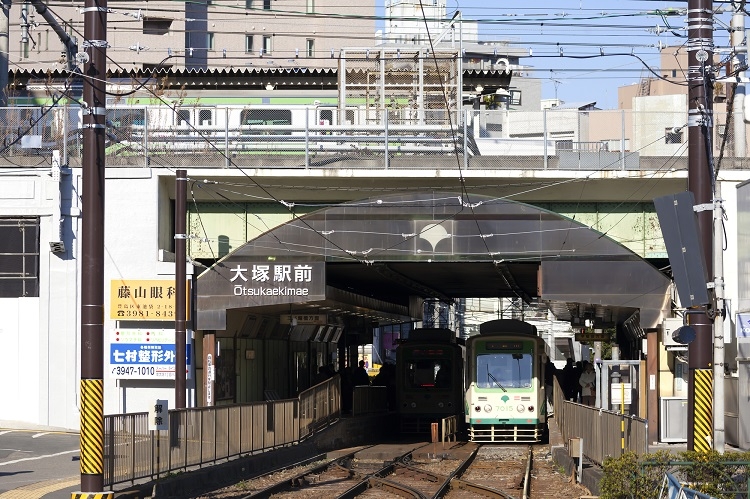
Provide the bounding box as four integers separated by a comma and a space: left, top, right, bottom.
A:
441, 415, 459, 444
104, 376, 340, 488
553, 377, 648, 467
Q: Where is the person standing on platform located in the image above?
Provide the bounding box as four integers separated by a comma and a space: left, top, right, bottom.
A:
579, 361, 596, 406
353, 359, 370, 386
561, 358, 577, 401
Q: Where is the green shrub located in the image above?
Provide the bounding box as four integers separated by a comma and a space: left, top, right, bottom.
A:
599, 450, 750, 499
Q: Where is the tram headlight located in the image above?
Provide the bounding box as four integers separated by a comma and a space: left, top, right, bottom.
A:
484, 404, 492, 413
517, 404, 526, 413
474, 405, 482, 412
410, 402, 417, 408
528, 406, 534, 412
438, 402, 444, 408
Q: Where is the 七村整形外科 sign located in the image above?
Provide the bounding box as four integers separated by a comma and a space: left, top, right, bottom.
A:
110, 279, 191, 320
109, 328, 193, 380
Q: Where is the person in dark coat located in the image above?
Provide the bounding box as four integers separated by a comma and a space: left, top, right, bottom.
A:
561, 358, 578, 401
340, 366, 353, 414
352, 360, 370, 386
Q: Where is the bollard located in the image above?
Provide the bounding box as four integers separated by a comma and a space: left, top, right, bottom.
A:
431, 422, 438, 457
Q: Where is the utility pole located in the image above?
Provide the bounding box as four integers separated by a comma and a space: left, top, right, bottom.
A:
731, 3, 746, 157
0, 0, 9, 107
175, 170, 187, 409
78, 0, 110, 496
686, 0, 715, 453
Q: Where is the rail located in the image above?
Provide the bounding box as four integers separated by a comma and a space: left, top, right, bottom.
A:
103, 375, 340, 488
553, 377, 648, 467
3, 106, 748, 171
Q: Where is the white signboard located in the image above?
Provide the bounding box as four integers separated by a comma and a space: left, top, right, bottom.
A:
611, 383, 633, 405
109, 328, 193, 380
149, 399, 169, 431
206, 354, 213, 406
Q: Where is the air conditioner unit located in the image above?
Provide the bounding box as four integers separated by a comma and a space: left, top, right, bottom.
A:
661, 318, 688, 351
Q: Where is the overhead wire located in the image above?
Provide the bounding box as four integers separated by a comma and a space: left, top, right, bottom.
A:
10, 2, 730, 274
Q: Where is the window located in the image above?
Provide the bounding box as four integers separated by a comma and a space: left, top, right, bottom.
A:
143, 18, 172, 36
476, 353, 532, 389
665, 127, 683, 144
240, 109, 292, 134
207, 32, 214, 50
176, 110, 191, 136
245, 35, 254, 54
245, 0, 253, 7
263, 0, 270, 9
305, 39, 314, 58
263, 36, 272, 55
509, 89, 522, 106
0, 217, 40, 298
199, 109, 213, 126
306, 0, 314, 12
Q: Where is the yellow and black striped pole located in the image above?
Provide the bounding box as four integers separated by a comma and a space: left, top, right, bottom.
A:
693, 369, 713, 452
74, 381, 113, 498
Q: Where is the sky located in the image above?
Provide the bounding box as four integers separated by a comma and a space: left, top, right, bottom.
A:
376, 1, 737, 109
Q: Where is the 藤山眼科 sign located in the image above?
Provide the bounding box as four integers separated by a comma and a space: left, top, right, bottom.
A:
109, 328, 193, 380
110, 279, 191, 320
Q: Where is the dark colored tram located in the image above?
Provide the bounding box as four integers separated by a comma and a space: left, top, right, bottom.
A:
395, 328, 464, 434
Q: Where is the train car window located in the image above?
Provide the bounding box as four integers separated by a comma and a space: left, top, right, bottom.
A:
405, 359, 452, 389
240, 109, 292, 135
476, 352, 533, 389
176, 109, 191, 136
176, 109, 191, 126
199, 109, 213, 126
318, 109, 333, 126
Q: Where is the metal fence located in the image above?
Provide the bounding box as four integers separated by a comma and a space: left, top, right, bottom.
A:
4, 105, 748, 171
553, 376, 648, 467
104, 375, 340, 488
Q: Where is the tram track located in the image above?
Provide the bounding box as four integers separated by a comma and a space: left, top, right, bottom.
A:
197, 441, 589, 499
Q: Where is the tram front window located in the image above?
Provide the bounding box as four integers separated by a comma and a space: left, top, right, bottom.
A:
476, 353, 532, 389
406, 359, 451, 389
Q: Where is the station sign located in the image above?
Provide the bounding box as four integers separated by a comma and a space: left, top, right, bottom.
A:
200, 261, 326, 306
574, 332, 612, 343
110, 279, 191, 320
280, 314, 327, 325
109, 328, 193, 380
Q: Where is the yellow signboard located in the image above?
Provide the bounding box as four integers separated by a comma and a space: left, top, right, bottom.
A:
110, 279, 190, 320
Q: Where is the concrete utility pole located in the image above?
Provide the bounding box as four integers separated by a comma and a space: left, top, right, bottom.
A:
686, 0, 715, 453
175, 170, 187, 409
0, 0, 10, 107
78, 0, 110, 496
713, 184, 725, 452
731, 3, 746, 157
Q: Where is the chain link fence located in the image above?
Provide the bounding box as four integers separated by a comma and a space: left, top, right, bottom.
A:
2, 105, 747, 171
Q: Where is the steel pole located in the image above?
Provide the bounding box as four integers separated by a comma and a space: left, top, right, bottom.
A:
175, 170, 187, 409
79, 0, 108, 495
713, 185, 725, 451
686, 0, 714, 452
